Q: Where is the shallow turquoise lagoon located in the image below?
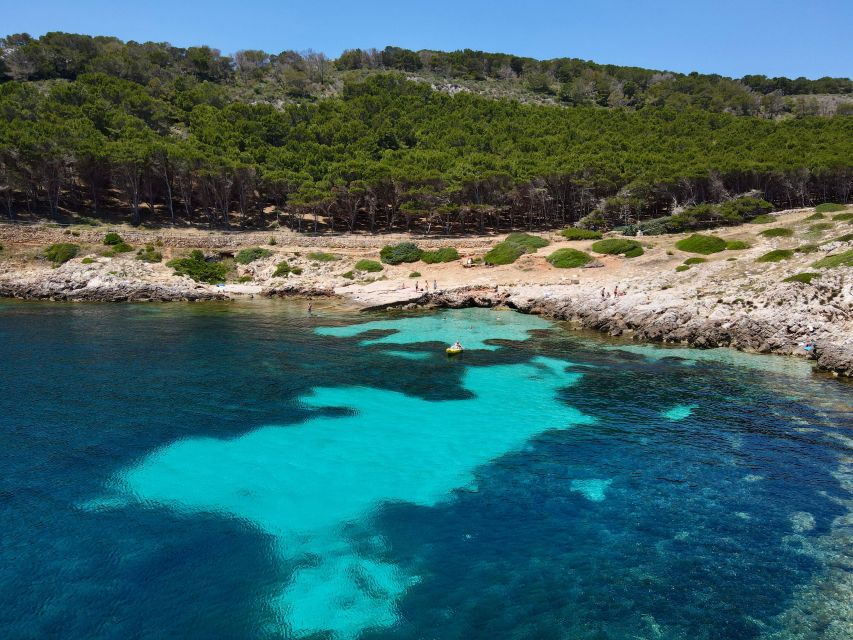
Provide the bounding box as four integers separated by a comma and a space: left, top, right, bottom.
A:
1, 301, 851, 639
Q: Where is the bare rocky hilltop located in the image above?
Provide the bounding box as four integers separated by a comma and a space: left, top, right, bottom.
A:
1, 206, 851, 376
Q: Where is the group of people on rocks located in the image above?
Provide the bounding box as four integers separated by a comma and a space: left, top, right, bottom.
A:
600, 285, 626, 299
414, 280, 438, 292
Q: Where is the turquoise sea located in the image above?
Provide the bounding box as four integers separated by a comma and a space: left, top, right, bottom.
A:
1, 300, 851, 639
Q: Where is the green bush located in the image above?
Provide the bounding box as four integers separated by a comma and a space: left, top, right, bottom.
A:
81, 257, 95, 264
237, 275, 253, 283
675, 234, 726, 254
43, 243, 79, 265
756, 249, 794, 262
812, 250, 853, 269
112, 242, 134, 253
783, 272, 820, 284
504, 232, 549, 252
308, 251, 338, 262
675, 265, 690, 272
235, 247, 273, 264
103, 232, 124, 245
591, 238, 644, 257
815, 203, 846, 214
760, 227, 794, 238
725, 240, 750, 250
485, 233, 550, 265
803, 213, 825, 221
832, 213, 853, 221
421, 247, 460, 263
683, 257, 707, 265
354, 259, 383, 272
749, 214, 776, 224
341, 271, 354, 280
795, 244, 819, 254
560, 227, 602, 240
835, 233, 853, 243
380, 242, 422, 264
167, 250, 228, 283
808, 223, 834, 232
546, 248, 593, 268
268, 236, 277, 245
272, 260, 292, 277
409, 271, 422, 277
484, 242, 524, 265
136, 245, 163, 263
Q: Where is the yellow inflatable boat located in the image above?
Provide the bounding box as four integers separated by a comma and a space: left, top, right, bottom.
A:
446, 347, 464, 355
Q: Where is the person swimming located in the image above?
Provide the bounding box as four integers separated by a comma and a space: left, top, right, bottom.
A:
451, 340, 463, 350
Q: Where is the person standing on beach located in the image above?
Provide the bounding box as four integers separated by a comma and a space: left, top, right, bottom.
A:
307, 302, 312, 314
433, 280, 437, 291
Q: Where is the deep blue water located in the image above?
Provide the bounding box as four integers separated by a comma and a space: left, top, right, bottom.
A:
1, 300, 851, 639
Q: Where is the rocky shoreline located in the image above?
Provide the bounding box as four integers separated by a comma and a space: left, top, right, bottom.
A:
2, 207, 851, 377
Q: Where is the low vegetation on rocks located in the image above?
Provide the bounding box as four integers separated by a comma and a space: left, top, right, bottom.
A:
757, 249, 794, 262
421, 247, 460, 263
783, 272, 820, 284
812, 250, 853, 269
675, 234, 727, 254
484, 233, 549, 265
815, 203, 847, 214
547, 248, 593, 268
354, 259, 383, 272
380, 242, 422, 265
760, 227, 794, 238
103, 232, 124, 246
235, 247, 273, 264
725, 240, 750, 250
560, 228, 602, 240
591, 238, 643, 257
43, 243, 79, 265
136, 245, 163, 263
308, 251, 338, 262
167, 250, 227, 283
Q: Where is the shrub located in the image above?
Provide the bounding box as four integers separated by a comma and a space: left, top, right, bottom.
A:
784, 272, 820, 284
272, 260, 292, 277
835, 233, 853, 243
103, 232, 124, 246
409, 271, 422, 278
112, 242, 134, 253
591, 238, 644, 257
484, 242, 524, 265
43, 243, 79, 265
560, 227, 602, 240
504, 232, 549, 252
268, 236, 277, 245
675, 234, 726, 254
237, 275, 253, 283
380, 242, 422, 264
235, 247, 273, 264
725, 240, 750, 250
354, 259, 383, 272
832, 213, 853, 221
341, 271, 354, 280
421, 247, 460, 263
546, 248, 593, 268
485, 233, 550, 265
749, 214, 775, 224
683, 257, 707, 265
167, 250, 228, 283
308, 251, 338, 262
756, 249, 794, 262
803, 213, 825, 221
795, 244, 819, 254
675, 265, 690, 272
136, 245, 163, 263
815, 203, 846, 214
81, 257, 96, 264
760, 227, 794, 238
812, 250, 853, 269
808, 223, 834, 232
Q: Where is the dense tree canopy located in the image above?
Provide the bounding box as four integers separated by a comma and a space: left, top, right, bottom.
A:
0, 33, 851, 233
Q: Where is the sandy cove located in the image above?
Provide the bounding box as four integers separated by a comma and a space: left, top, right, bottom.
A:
1, 207, 851, 376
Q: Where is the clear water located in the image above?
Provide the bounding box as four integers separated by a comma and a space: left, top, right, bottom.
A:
1, 300, 851, 639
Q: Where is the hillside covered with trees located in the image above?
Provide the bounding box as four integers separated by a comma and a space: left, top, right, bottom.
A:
0, 32, 851, 234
